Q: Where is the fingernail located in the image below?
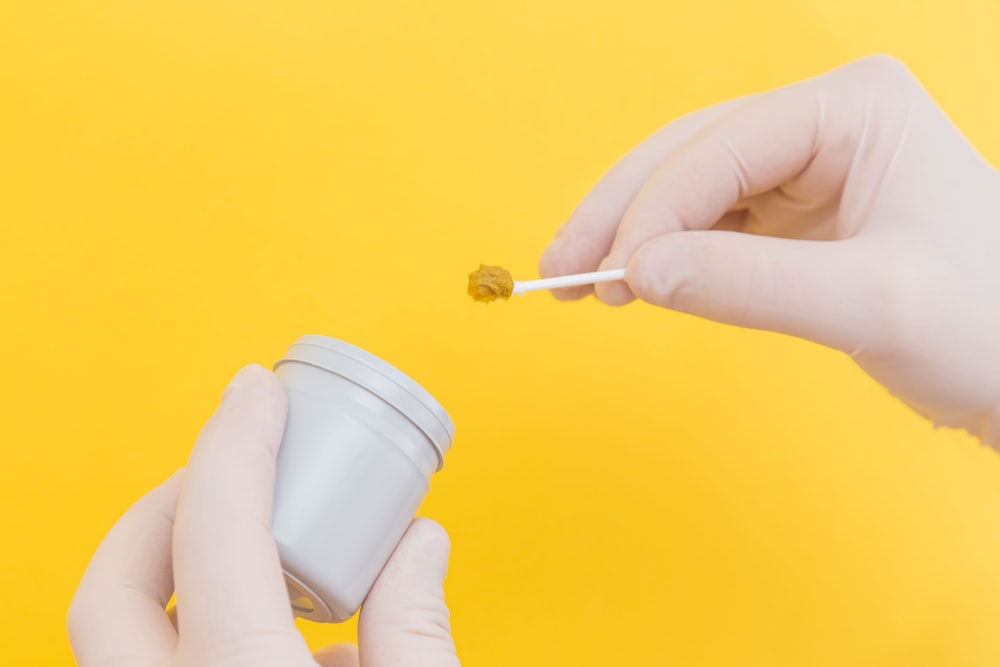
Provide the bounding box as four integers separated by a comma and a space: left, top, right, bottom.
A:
541, 239, 562, 259
553, 222, 573, 242
221, 364, 263, 402
598, 255, 620, 271
539, 241, 565, 277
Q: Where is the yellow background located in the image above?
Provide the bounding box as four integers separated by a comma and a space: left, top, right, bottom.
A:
3, 1, 1000, 665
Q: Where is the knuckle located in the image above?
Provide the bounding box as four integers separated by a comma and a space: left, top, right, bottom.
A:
181, 628, 311, 666
629, 236, 702, 311
854, 54, 917, 90
66, 589, 90, 643
865, 253, 933, 353
66, 599, 81, 636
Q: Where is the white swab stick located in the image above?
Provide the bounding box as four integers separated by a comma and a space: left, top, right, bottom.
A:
511, 268, 626, 296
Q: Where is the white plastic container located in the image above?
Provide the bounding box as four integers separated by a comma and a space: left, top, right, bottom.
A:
271, 335, 455, 622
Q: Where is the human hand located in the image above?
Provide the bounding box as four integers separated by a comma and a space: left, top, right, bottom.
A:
68, 365, 459, 667
540, 55, 1000, 446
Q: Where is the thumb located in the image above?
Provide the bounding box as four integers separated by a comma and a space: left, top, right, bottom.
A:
358, 519, 459, 667
627, 231, 877, 355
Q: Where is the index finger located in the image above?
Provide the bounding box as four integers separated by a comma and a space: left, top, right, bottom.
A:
597, 56, 912, 305
539, 96, 746, 300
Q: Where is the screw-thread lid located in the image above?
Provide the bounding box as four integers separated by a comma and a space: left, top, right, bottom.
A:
274, 335, 455, 470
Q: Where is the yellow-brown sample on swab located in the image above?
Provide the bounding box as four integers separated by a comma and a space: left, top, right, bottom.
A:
467, 264, 627, 302
467, 264, 514, 303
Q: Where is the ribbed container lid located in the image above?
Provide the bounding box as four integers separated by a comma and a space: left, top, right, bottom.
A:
274, 335, 455, 470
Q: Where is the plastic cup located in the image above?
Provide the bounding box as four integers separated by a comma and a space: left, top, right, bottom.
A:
271, 335, 454, 622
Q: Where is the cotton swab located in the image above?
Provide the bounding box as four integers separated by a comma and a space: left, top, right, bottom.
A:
511, 268, 626, 295
467, 264, 626, 303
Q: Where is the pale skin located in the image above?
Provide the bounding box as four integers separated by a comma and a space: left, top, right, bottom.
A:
69, 56, 1000, 666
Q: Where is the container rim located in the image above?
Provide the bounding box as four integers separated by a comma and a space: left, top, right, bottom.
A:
273, 335, 455, 469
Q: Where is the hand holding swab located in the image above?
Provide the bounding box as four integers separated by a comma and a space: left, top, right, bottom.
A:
467, 264, 627, 303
